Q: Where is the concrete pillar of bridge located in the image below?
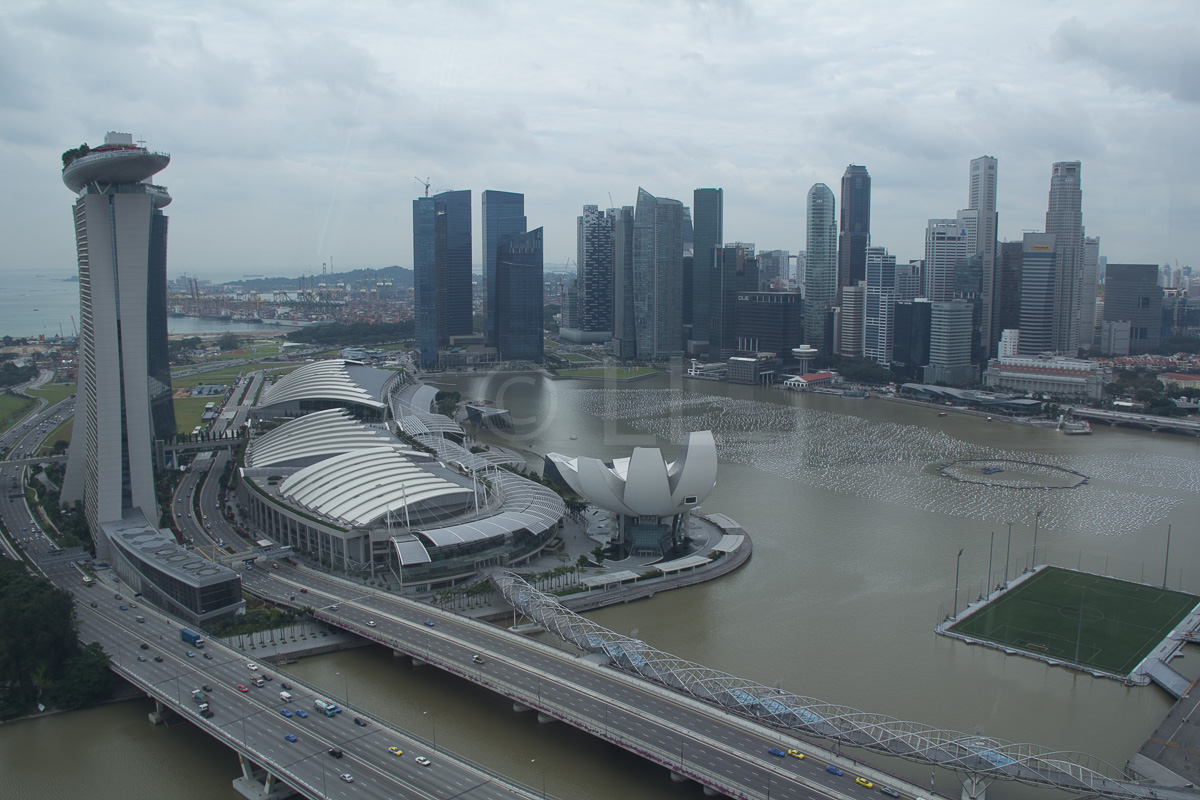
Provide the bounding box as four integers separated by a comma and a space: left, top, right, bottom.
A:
960, 773, 990, 800
147, 698, 173, 725
669, 771, 689, 783
701, 786, 720, 796
232, 755, 299, 800
512, 702, 531, 713
536, 712, 555, 724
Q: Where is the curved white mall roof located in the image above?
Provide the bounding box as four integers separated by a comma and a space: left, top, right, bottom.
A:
280, 447, 472, 528
246, 409, 420, 469
546, 430, 717, 518
259, 359, 393, 411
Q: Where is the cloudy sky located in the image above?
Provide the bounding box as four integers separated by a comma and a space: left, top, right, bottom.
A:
2, 0, 1197, 281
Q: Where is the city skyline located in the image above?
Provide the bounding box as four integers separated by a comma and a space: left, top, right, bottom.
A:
1, 2, 1197, 280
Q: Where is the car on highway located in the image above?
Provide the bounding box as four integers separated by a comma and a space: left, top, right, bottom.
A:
472, 654, 485, 664
388, 747, 403, 756
90, 601, 97, 608
137, 655, 147, 662
284, 734, 298, 743
186, 650, 195, 658
295, 709, 308, 718
354, 717, 367, 727
246, 663, 258, 671
200, 709, 214, 719
367, 620, 377, 627
879, 787, 900, 798
787, 749, 805, 759
415, 756, 431, 766
262, 674, 272, 681
203, 652, 213, 659
202, 685, 214, 692
237, 685, 248, 693
768, 748, 786, 758
856, 778, 874, 788
118, 605, 128, 611
140, 643, 149, 650
423, 619, 435, 627
280, 709, 293, 718
154, 656, 164, 663
328, 748, 343, 759
300, 588, 307, 593
114, 593, 122, 600
339, 773, 353, 783
826, 766, 844, 776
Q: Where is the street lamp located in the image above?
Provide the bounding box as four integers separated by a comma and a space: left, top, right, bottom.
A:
336, 670, 349, 704
530, 758, 545, 799
1004, 522, 1012, 587
1032, 509, 1043, 568
953, 548, 964, 618
424, 710, 436, 752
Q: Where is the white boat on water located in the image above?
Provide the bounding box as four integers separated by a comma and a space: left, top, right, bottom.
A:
1056, 414, 1092, 434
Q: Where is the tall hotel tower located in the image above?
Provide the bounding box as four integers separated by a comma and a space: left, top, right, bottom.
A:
60, 132, 175, 547
969, 156, 999, 357
59, 132, 242, 623
837, 165, 871, 296
413, 190, 472, 368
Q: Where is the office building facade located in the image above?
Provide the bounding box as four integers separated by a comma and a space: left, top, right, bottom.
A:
611, 206, 637, 358
564, 205, 614, 343
495, 228, 545, 362
1102, 264, 1162, 355
804, 183, 837, 354
1044, 161, 1085, 353
1018, 233, 1057, 356
710, 243, 758, 359
481, 191, 526, 347
837, 165, 871, 295
926, 300, 976, 385
969, 156, 1000, 357
864, 247, 897, 366
734, 292, 803, 358
691, 189, 723, 350
413, 190, 472, 368
633, 188, 685, 360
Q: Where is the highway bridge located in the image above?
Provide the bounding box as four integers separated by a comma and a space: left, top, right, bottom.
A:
1067, 406, 1200, 435
45, 557, 548, 800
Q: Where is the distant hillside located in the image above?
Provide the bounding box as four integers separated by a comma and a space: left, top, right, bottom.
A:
225, 266, 412, 292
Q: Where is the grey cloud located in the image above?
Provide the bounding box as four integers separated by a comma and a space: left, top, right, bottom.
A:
1052, 16, 1200, 104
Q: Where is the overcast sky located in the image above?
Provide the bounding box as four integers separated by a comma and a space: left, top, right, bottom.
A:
2, 1, 1198, 281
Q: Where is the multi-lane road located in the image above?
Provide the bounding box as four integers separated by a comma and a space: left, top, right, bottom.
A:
245, 567, 911, 800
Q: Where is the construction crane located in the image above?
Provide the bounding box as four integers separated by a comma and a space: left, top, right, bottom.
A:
415, 177, 431, 197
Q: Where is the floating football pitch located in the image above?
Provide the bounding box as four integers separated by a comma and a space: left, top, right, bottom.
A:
949, 566, 1198, 676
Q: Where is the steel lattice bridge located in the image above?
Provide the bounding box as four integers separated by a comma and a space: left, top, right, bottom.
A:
496, 572, 1167, 800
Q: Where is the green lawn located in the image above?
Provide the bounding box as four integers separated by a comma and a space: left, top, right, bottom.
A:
949, 566, 1198, 675
557, 366, 658, 379
559, 353, 600, 363
36, 419, 72, 455
0, 393, 37, 434
171, 366, 247, 389
174, 396, 215, 435
27, 382, 76, 406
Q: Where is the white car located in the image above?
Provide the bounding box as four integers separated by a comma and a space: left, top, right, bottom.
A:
339, 773, 354, 783
415, 756, 431, 766
247, 663, 258, 671
366, 620, 376, 627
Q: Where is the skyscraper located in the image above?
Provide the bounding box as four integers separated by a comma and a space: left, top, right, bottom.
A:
969, 156, 1000, 357
481, 191, 526, 347
633, 188, 685, 360
691, 188, 723, 351
564, 205, 614, 344
709, 242, 757, 359
837, 165, 871, 295
1102, 264, 1162, 355
611, 206, 637, 358
839, 282, 866, 357
62, 130, 175, 540
864, 246, 897, 366
413, 190, 472, 368
996, 241, 1023, 337
926, 300, 976, 385
923, 216, 973, 302
1081, 235, 1101, 350
495, 228, 544, 362
60, 132, 241, 623
1018, 232, 1057, 355
804, 183, 837, 354
1044, 161, 1084, 353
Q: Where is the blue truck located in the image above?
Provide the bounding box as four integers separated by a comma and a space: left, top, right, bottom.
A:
180, 628, 205, 647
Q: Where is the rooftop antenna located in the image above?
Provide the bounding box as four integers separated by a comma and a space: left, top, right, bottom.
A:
415, 177, 431, 197
608, 192, 615, 209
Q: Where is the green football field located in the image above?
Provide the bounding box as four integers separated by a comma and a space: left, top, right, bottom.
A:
949, 566, 1198, 675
